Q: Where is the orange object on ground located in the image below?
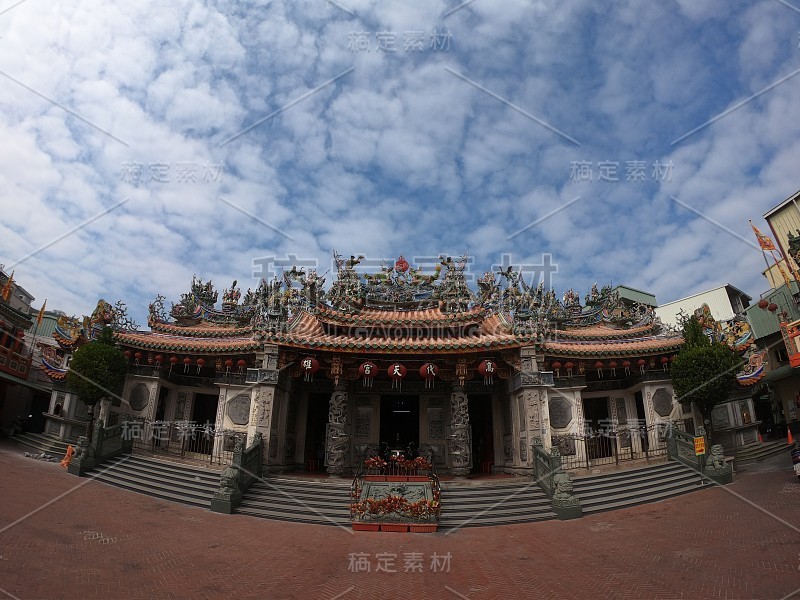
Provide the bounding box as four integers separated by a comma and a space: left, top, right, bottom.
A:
60, 445, 75, 468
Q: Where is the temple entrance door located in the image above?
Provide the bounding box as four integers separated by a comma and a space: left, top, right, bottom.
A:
190, 393, 218, 455
583, 397, 613, 460
304, 393, 329, 472
468, 394, 493, 474
380, 395, 419, 452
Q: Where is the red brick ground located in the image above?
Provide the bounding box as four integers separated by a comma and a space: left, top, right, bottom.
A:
0, 442, 798, 600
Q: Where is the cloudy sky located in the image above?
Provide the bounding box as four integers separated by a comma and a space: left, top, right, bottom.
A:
1, 0, 799, 326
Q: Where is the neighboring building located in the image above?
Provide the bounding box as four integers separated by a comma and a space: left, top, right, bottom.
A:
746, 282, 800, 439
655, 284, 765, 449
611, 285, 657, 308
655, 284, 751, 329
40, 255, 687, 475
0, 267, 51, 433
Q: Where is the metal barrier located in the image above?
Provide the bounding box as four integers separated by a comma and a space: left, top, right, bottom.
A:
552, 421, 683, 472
124, 420, 238, 466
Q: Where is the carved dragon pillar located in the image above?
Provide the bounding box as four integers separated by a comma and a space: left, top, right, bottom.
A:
448, 385, 471, 477
325, 382, 349, 476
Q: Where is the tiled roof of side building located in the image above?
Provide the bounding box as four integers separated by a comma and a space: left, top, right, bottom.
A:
150, 321, 253, 338
115, 331, 260, 353
543, 335, 684, 357
554, 322, 656, 340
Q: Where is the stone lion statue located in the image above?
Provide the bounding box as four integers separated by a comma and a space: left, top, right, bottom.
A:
553, 472, 573, 500
705, 444, 725, 470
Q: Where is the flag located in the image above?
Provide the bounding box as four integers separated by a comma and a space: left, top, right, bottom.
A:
37, 299, 47, 325
750, 220, 776, 251
1, 270, 13, 302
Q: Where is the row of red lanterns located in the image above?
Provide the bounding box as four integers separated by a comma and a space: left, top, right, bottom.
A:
551, 357, 673, 377
300, 358, 497, 387
123, 351, 246, 374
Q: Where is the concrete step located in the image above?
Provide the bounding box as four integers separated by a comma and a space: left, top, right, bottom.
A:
736, 441, 791, 463
571, 460, 713, 515
84, 455, 218, 508
10, 432, 73, 456
238, 478, 353, 526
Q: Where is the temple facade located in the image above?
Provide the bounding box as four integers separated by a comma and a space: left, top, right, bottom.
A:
40, 254, 690, 475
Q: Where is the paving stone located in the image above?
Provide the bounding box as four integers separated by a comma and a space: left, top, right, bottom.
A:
0, 441, 798, 599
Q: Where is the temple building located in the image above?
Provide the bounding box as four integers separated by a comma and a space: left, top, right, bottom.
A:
40, 254, 690, 475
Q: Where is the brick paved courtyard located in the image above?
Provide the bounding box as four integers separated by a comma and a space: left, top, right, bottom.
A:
1, 442, 798, 600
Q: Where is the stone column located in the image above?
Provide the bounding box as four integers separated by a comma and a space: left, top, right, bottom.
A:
325, 383, 349, 476
448, 385, 471, 477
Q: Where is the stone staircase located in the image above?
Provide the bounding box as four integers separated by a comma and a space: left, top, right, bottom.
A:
570, 460, 713, 515
11, 432, 74, 457
83, 454, 219, 508
735, 440, 790, 464
438, 479, 557, 528
237, 477, 353, 526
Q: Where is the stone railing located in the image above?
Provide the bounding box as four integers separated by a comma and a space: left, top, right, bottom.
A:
210, 432, 264, 514
67, 420, 134, 476
665, 424, 733, 485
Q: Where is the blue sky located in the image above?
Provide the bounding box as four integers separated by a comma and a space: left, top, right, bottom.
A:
1, 0, 800, 326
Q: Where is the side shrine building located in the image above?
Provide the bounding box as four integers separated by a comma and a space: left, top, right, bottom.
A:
43, 254, 688, 476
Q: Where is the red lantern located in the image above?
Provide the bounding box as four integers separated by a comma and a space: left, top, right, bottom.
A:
637, 358, 646, 374
359, 361, 377, 388
301, 357, 319, 381
155, 354, 163, 366
196, 357, 205, 374
124, 350, 131, 359
757, 298, 769, 310
224, 359, 234, 374
134, 351, 142, 366
609, 360, 617, 375
594, 361, 604, 378
183, 357, 192, 372
388, 363, 406, 389
551, 361, 562, 377
622, 360, 631, 376
420, 363, 438, 389
478, 359, 496, 385
661, 356, 669, 371
169, 355, 178, 374
768, 303, 778, 312
564, 361, 574, 376
237, 359, 247, 374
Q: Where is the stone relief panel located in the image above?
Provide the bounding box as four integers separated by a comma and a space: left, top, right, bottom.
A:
354, 405, 371, 439
652, 388, 674, 418
129, 383, 149, 412
428, 407, 444, 439
227, 394, 251, 426
548, 396, 572, 430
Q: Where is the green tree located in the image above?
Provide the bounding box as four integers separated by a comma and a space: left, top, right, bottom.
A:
66, 326, 128, 441
670, 315, 742, 445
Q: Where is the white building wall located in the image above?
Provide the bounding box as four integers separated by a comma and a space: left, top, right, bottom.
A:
655, 286, 737, 328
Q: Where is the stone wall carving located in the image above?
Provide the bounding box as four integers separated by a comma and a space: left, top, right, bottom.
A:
129, 383, 149, 412
227, 394, 251, 426
652, 388, 673, 418
325, 384, 349, 475
447, 386, 471, 476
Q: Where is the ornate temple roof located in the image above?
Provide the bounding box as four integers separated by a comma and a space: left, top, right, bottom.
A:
110, 253, 684, 361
